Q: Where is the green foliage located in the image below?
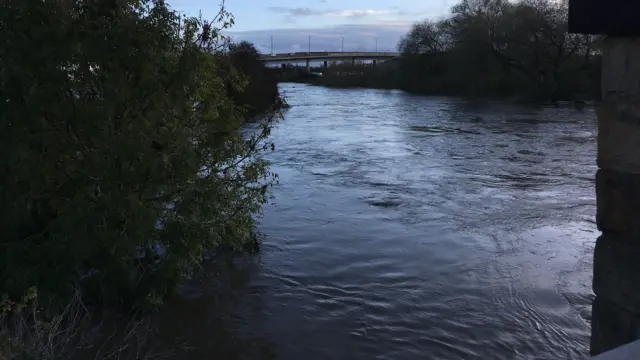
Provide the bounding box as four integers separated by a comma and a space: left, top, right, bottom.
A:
0, 289, 37, 317
1, 288, 39, 360
396, 0, 601, 100
0, 0, 281, 310
224, 41, 282, 119
304, 0, 600, 101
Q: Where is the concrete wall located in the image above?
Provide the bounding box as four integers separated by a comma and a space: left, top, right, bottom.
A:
592, 339, 640, 360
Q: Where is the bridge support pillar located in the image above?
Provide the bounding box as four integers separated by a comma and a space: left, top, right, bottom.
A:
306, 59, 310, 73
591, 37, 640, 356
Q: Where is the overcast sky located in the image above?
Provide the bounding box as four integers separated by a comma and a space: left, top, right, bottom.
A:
169, 0, 458, 53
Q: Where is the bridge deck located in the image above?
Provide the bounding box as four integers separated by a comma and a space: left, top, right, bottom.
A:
260, 51, 399, 62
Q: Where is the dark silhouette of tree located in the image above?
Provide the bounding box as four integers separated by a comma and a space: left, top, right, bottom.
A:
313, 0, 599, 100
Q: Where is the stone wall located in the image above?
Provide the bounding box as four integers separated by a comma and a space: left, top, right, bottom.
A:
591, 37, 640, 355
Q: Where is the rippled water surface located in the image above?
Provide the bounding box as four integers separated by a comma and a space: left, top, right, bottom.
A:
159, 84, 598, 359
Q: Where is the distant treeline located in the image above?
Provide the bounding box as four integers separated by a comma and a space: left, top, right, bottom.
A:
301, 0, 601, 101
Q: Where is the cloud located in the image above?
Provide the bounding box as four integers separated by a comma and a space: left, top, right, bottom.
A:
267, 7, 322, 17
331, 9, 390, 17
263, 5, 449, 27
222, 5, 456, 53
267, 6, 395, 19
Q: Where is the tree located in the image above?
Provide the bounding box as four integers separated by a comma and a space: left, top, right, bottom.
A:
225, 41, 280, 118
0, 0, 280, 309
392, 0, 600, 100
398, 21, 448, 55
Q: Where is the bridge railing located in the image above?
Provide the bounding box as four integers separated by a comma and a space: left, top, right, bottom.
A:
259, 51, 399, 61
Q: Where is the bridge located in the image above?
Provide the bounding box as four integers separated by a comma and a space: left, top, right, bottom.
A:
260, 51, 400, 71
260, 51, 399, 62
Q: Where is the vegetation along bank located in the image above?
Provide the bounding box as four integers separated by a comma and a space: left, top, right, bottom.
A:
0, 0, 283, 358
283, 0, 600, 102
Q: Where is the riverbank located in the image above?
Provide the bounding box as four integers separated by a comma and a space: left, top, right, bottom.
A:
279, 69, 597, 106
1, 3, 283, 359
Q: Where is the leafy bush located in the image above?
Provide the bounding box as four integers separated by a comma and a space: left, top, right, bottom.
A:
224, 41, 281, 119
0, 0, 281, 309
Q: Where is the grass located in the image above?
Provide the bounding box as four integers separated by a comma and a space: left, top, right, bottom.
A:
0, 290, 175, 360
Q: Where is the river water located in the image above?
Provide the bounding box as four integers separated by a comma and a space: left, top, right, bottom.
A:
158, 83, 598, 359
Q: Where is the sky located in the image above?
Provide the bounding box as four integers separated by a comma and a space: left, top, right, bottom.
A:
169, 0, 459, 53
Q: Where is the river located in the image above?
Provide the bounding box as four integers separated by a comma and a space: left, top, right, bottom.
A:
157, 83, 598, 359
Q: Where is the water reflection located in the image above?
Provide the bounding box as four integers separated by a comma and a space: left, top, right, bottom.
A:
152, 254, 276, 359
152, 83, 597, 359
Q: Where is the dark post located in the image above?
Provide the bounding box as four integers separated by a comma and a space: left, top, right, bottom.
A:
323, 60, 328, 68
568, 0, 640, 356
568, 0, 640, 36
